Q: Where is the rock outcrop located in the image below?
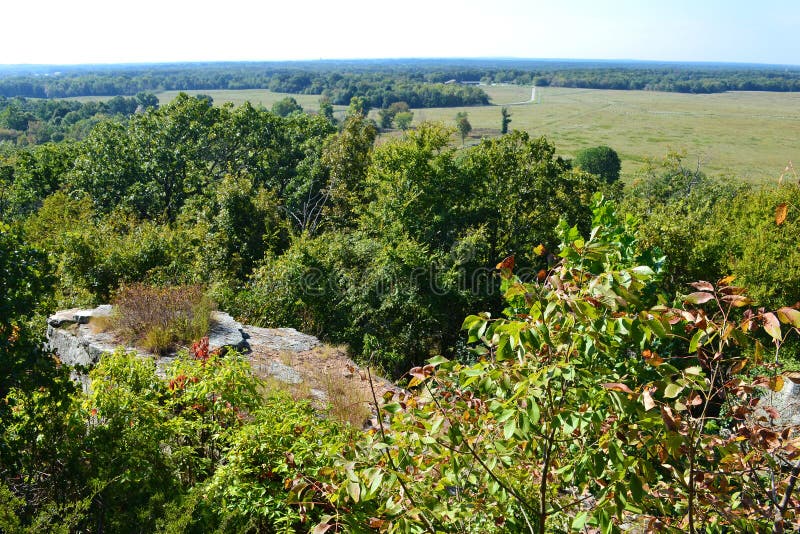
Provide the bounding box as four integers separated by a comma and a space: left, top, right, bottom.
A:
46, 306, 399, 424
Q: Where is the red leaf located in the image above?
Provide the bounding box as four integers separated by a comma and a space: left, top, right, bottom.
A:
762, 312, 782, 341
368, 518, 387, 528
689, 281, 714, 292
660, 406, 678, 431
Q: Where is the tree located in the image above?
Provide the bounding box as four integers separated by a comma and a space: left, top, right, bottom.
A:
318, 97, 335, 124
500, 106, 511, 134
347, 96, 368, 118
378, 108, 394, 129
394, 111, 413, 131
574, 145, 621, 183
455, 111, 472, 144
271, 96, 303, 117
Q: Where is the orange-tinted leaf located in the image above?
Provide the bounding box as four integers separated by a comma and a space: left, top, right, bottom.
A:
763, 312, 782, 341
718, 275, 736, 286
537, 269, 547, 282
368, 518, 387, 528
602, 382, 633, 394
721, 294, 752, 307
496, 255, 515, 271
775, 202, 788, 225
644, 350, 664, 366
730, 358, 748, 374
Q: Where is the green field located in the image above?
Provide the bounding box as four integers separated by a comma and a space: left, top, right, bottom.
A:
409, 85, 800, 182
153, 86, 800, 182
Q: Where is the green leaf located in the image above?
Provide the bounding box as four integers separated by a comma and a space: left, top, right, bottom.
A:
496, 408, 515, 423
347, 481, 361, 503
571, 511, 588, 530
664, 382, 683, 398
382, 403, 401, 414
630, 265, 655, 279
503, 417, 516, 440
689, 330, 704, 353
629, 474, 644, 502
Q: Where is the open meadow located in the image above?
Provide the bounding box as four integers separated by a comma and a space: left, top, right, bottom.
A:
414, 85, 800, 182
154, 85, 800, 182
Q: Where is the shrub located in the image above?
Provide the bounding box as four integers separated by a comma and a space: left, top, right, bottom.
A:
112, 284, 214, 354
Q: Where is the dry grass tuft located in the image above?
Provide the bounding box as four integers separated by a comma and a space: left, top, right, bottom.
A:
112, 284, 214, 355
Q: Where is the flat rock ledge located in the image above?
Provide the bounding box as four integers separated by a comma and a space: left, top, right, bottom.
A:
46, 306, 317, 385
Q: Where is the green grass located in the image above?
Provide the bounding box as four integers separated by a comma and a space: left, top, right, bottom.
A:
405, 85, 800, 183
147, 85, 800, 183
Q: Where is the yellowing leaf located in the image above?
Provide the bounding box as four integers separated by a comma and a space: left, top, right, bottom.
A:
533, 244, 546, 256
777, 307, 800, 328
775, 202, 788, 225
347, 481, 361, 503
770, 375, 785, 392
664, 382, 684, 398
684, 291, 714, 305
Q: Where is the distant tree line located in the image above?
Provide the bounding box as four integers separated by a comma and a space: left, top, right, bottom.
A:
2, 60, 800, 103
0, 65, 489, 108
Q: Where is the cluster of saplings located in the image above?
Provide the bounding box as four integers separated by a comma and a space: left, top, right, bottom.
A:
1, 94, 800, 531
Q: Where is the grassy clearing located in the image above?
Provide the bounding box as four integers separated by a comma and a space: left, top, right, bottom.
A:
406, 85, 800, 183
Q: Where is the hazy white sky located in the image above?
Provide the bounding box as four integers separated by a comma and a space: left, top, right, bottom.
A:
2, 0, 798, 65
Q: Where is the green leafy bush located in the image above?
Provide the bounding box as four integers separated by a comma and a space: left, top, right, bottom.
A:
318, 197, 800, 533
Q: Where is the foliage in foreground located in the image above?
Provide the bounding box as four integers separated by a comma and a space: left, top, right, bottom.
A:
319, 197, 800, 533
0, 344, 353, 533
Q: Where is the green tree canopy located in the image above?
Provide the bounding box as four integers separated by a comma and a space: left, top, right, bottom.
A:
271, 96, 303, 117
574, 145, 622, 183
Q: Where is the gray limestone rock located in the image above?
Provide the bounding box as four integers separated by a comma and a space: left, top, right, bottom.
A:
241, 325, 319, 353
208, 311, 248, 352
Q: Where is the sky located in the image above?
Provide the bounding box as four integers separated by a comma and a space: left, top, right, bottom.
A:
2, 0, 798, 66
